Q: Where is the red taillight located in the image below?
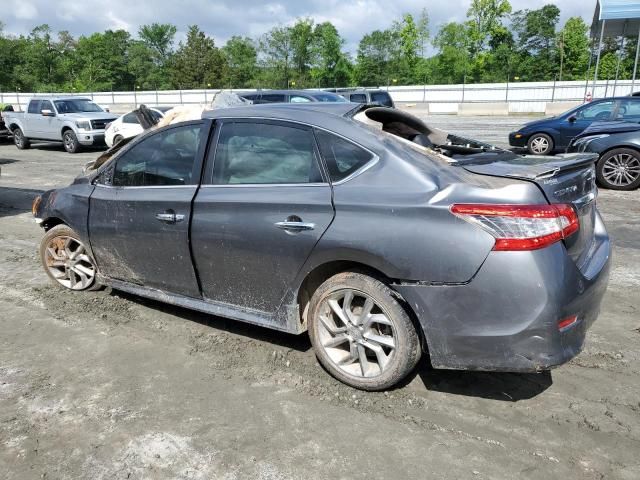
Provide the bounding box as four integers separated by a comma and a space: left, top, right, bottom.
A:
558, 314, 578, 331
450, 203, 579, 251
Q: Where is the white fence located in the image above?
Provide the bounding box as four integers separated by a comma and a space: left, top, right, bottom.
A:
2, 79, 638, 114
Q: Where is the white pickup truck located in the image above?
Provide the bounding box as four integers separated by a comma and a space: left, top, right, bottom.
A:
3, 96, 117, 153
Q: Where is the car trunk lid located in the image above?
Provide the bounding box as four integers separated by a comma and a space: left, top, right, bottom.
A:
460, 153, 599, 272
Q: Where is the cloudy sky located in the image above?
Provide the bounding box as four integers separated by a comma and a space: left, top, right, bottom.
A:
4, 0, 595, 53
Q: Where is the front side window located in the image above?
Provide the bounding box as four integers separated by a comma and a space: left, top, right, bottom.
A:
27, 100, 41, 114
40, 100, 54, 112
577, 101, 615, 121
350, 93, 367, 103
212, 122, 322, 184
315, 130, 373, 182
112, 123, 202, 187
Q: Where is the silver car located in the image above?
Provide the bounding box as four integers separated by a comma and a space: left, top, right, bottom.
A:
4, 96, 117, 153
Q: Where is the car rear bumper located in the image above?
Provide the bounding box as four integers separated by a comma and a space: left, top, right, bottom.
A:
395, 213, 611, 372
508, 132, 528, 147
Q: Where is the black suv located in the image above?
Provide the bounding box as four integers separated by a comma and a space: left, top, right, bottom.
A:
238, 90, 347, 104
328, 89, 395, 108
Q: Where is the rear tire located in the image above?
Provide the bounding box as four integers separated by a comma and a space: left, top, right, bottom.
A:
13, 128, 30, 149
308, 272, 421, 391
113, 134, 124, 145
527, 133, 554, 155
596, 148, 640, 190
63, 130, 81, 153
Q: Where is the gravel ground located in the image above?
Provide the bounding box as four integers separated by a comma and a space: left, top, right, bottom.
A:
0, 116, 639, 480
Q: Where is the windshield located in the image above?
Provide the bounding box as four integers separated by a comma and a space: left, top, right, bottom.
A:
311, 93, 348, 103
54, 99, 104, 114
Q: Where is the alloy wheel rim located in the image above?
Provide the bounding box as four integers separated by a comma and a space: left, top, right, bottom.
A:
64, 134, 74, 150
44, 235, 95, 290
316, 289, 396, 378
531, 136, 549, 154
14, 131, 22, 146
603, 153, 640, 186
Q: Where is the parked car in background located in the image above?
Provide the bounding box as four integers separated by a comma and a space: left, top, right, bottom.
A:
238, 90, 348, 104
32, 103, 610, 390
509, 97, 640, 155
328, 88, 395, 108
567, 120, 640, 190
0, 104, 14, 141
105, 106, 173, 147
3, 96, 117, 153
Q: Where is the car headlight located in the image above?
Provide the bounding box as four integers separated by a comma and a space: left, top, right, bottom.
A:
76, 120, 91, 131
570, 134, 609, 152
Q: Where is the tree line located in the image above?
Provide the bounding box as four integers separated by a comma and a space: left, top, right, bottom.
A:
0, 0, 637, 93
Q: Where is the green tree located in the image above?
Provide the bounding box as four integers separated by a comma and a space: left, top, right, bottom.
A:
310, 22, 349, 87
432, 22, 470, 84
396, 13, 420, 81
259, 25, 293, 88
467, 0, 512, 55
72, 30, 132, 91
170, 26, 226, 89
354, 29, 399, 86
558, 17, 589, 80
222, 36, 257, 88
138, 23, 177, 65
512, 4, 560, 80
290, 18, 315, 86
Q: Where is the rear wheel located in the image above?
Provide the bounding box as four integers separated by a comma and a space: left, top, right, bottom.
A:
527, 133, 554, 155
596, 148, 640, 190
63, 130, 81, 153
13, 128, 30, 149
308, 272, 421, 391
40, 224, 98, 291
113, 134, 124, 146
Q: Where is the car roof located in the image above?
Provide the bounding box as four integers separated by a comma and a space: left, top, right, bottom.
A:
29, 96, 92, 101
202, 102, 359, 122
238, 89, 342, 97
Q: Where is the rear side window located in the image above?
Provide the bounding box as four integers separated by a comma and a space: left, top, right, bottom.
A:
315, 130, 373, 182
371, 91, 393, 107
349, 94, 367, 103
113, 123, 202, 187
212, 122, 323, 184
27, 100, 41, 114
260, 94, 286, 103
122, 112, 139, 124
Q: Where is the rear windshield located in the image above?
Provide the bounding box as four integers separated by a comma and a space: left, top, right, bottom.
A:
370, 91, 393, 107
54, 99, 104, 113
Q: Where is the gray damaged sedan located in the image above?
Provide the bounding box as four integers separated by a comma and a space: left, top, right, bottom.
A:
33, 103, 611, 390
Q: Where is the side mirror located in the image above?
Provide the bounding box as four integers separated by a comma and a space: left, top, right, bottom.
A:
568, 115, 577, 123
41, 109, 55, 117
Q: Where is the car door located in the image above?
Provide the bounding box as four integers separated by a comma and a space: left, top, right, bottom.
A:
191, 119, 335, 313
116, 111, 144, 139
89, 120, 209, 298
25, 100, 42, 137
560, 100, 616, 147
38, 100, 60, 139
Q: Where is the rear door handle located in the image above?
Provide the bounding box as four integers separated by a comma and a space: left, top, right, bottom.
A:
275, 221, 315, 232
155, 211, 185, 223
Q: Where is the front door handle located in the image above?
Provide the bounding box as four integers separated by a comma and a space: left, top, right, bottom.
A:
275, 220, 315, 232
155, 211, 185, 223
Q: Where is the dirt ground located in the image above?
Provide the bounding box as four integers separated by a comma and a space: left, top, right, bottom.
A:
0, 116, 639, 480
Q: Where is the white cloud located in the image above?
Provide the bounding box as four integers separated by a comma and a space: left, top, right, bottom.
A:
11, 0, 38, 20
2, 0, 596, 52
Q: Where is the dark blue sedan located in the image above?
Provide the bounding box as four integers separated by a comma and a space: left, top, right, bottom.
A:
509, 97, 640, 155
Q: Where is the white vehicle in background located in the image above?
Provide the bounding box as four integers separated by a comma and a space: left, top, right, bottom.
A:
105, 106, 173, 147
